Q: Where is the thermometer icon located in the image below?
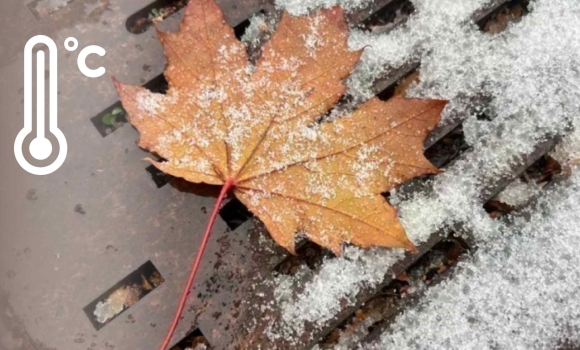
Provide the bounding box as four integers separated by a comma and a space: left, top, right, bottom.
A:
14, 35, 67, 175
15, 35, 106, 175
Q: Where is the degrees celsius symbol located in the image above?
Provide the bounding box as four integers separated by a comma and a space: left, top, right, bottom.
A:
14, 35, 107, 175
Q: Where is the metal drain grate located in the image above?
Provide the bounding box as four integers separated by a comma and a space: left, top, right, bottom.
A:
0, 0, 569, 349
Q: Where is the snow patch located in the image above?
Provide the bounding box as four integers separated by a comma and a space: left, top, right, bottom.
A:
276, 0, 373, 16
269, 246, 404, 340
368, 170, 580, 350
267, 0, 580, 342
494, 179, 541, 207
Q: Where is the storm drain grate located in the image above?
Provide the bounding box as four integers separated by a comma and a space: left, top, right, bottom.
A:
0, 0, 572, 349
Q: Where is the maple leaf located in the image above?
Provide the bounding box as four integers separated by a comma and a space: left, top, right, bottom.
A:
113, 0, 446, 347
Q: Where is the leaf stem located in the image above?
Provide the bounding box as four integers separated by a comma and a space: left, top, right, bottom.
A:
159, 178, 235, 350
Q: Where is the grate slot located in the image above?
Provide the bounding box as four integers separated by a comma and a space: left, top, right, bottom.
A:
126, 0, 274, 34
26, 0, 75, 20
146, 164, 173, 188
91, 74, 168, 137
219, 198, 253, 230
358, 0, 414, 34
478, 0, 530, 33
82, 261, 165, 331
170, 328, 210, 350
274, 241, 333, 276
126, 0, 189, 34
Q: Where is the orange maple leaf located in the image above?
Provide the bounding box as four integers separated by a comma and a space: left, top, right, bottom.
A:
113, 0, 446, 347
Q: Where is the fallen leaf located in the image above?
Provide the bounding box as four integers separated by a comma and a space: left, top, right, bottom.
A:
115, 0, 445, 254
113, 1, 446, 347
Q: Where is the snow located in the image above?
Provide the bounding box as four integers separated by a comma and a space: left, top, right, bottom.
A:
347, 0, 491, 101
136, 90, 177, 116
241, 12, 277, 57
302, 13, 327, 57
552, 127, 580, 167
368, 170, 580, 350
385, 0, 580, 242
267, 246, 404, 340
265, 0, 580, 344
241, 13, 269, 46
276, 0, 373, 16
494, 178, 541, 207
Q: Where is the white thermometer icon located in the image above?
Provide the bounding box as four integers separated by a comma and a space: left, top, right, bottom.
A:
15, 35, 106, 175
15, 35, 68, 175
